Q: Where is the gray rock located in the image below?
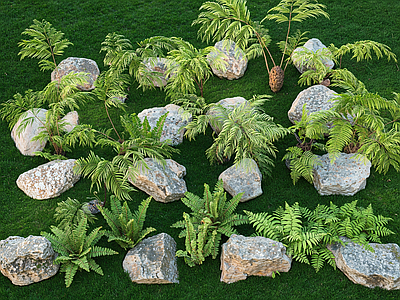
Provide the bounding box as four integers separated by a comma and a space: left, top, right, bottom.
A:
208, 40, 248, 80
129, 158, 187, 203
51, 57, 100, 91
288, 85, 338, 124
0, 235, 59, 286
313, 153, 371, 196
218, 158, 262, 202
11, 108, 48, 156
138, 104, 191, 146
16, 159, 81, 200
123, 233, 179, 284
142, 57, 171, 87
328, 237, 400, 290
60, 111, 79, 133
220, 234, 292, 284
292, 38, 334, 74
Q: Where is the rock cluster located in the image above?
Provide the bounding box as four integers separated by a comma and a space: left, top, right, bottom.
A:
123, 233, 179, 284
313, 153, 371, 196
16, 159, 80, 200
208, 40, 248, 80
220, 234, 292, 284
0, 235, 59, 286
328, 237, 400, 290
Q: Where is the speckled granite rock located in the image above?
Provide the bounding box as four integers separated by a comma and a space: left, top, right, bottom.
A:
313, 153, 371, 196
128, 158, 187, 203
138, 104, 191, 146
292, 38, 334, 74
0, 235, 59, 286
208, 40, 248, 80
51, 57, 100, 91
16, 159, 80, 200
123, 233, 179, 284
220, 234, 291, 284
142, 57, 171, 87
288, 85, 338, 124
218, 158, 262, 202
328, 237, 400, 290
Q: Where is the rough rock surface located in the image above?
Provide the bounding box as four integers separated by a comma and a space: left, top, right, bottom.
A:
60, 111, 79, 133
328, 237, 400, 290
11, 108, 48, 156
292, 38, 334, 74
138, 104, 191, 146
218, 158, 262, 202
16, 159, 80, 200
123, 233, 179, 284
313, 153, 371, 196
51, 57, 100, 91
208, 40, 248, 80
142, 57, 171, 87
0, 235, 59, 286
220, 234, 292, 284
288, 85, 338, 124
129, 158, 187, 203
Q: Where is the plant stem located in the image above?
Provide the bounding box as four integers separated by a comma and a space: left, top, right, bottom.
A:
280, 6, 293, 68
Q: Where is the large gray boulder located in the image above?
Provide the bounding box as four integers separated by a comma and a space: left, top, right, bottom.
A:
313, 153, 371, 196
218, 158, 262, 202
288, 85, 338, 124
138, 104, 191, 146
11, 108, 48, 156
220, 234, 292, 284
328, 237, 400, 290
0, 235, 59, 286
123, 233, 179, 284
129, 158, 187, 203
292, 38, 334, 74
51, 57, 100, 91
16, 159, 81, 200
208, 40, 248, 80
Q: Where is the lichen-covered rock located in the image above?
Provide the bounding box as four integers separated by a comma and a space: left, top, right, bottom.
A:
328, 237, 400, 290
51, 57, 100, 91
218, 158, 262, 202
60, 111, 79, 133
0, 235, 59, 286
123, 233, 179, 284
292, 38, 334, 74
288, 85, 338, 124
11, 108, 48, 156
138, 104, 191, 146
313, 153, 371, 196
16, 159, 80, 200
220, 234, 291, 284
129, 158, 187, 203
142, 57, 171, 87
208, 40, 248, 80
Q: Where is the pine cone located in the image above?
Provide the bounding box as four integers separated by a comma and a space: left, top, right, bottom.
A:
269, 66, 284, 93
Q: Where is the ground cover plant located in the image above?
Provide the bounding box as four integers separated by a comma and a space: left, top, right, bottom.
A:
1, 0, 400, 299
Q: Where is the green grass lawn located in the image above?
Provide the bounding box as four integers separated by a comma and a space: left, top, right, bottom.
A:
1, 0, 400, 299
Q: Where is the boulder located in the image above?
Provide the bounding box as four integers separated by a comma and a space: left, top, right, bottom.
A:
207, 40, 248, 80
328, 237, 400, 290
142, 57, 171, 87
218, 158, 262, 202
123, 233, 179, 284
220, 234, 292, 284
129, 158, 187, 203
11, 108, 48, 156
138, 104, 191, 146
60, 111, 79, 133
0, 235, 59, 286
16, 159, 81, 200
288, 85, 338, 124
51, 57, 100, 91
313, 153, 371, 196
292, 38, 334, 74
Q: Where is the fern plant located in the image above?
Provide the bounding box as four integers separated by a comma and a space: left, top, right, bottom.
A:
172, 180, 248, 264
245, 200, 394, 272
54, 197, 97, 230
99, 195, 156, 249
41, 215, 118, 287
193, 0, 329, 92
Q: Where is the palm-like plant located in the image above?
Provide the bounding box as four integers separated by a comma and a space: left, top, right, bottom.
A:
193, 0, 329, 92
99, 195, 156, 249
41, 215, 118, 287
